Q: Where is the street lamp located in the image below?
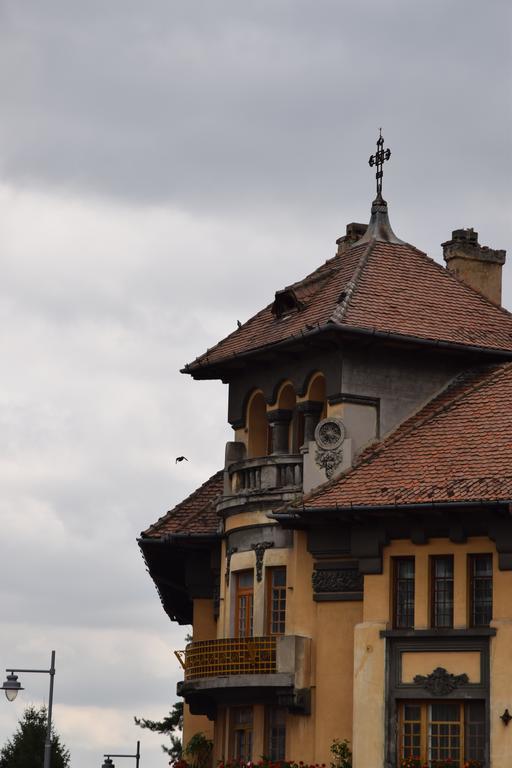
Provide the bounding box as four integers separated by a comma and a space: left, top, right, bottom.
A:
1, 650, 56, 768
101, 741, 141, 768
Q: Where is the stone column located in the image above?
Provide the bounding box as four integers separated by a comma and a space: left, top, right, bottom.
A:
267, 409, 293, 454
297, 401, 323, 448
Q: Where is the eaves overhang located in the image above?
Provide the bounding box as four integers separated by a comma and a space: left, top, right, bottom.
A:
182, 322, 512, 381
272, 498, 512, 524
138, 533, 223, 626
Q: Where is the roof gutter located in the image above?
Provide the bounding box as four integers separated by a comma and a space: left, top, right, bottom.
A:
138, 532, 222, 545
183, 322, 512, 377
272, 499, 512, 522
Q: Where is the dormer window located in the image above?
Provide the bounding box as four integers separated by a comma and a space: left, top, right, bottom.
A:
271, 288, 304, 319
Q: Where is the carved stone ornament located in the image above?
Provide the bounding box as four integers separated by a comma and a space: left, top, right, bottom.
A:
413, 667, 469, 696
251, 541, 274, 582
314, 417, 346, 451
312, 567, 363, 594
315, 447, 343, 479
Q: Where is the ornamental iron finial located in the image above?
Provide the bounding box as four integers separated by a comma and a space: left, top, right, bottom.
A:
368, 128, 391, 198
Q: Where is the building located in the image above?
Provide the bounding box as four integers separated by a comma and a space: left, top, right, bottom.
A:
139, 136, 512, 768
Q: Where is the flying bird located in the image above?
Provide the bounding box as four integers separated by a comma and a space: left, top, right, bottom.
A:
175, 456, 189, 463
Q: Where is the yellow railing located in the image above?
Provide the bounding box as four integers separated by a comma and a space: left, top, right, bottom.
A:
182, 636, 277, 680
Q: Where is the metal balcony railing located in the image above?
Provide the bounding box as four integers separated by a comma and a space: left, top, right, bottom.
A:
228, 455, 303, 495
181, 636, 277, 681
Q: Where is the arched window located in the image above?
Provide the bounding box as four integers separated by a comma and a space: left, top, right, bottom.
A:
246, 391, 269, 458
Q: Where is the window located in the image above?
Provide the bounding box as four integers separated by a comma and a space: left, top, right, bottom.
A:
393, 558, 415, 629
266, 706, 286, 761
469, 554, 493, 627
235, 571, 253, 638
231, 707, 253, 761
431, 556, 454, 628
429, 702, 462, 764
267, 567, 286, 635
398, 700, 486, 767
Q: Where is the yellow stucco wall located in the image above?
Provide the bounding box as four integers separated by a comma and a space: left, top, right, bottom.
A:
401, 651, 481, 683
184, 526, 512, 765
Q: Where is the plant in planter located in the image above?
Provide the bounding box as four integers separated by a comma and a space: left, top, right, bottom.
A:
330, 739, 352, 768
400, 758, 425, 768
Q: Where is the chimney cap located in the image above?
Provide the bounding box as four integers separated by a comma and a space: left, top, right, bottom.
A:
450, 227, 479, 244
442, 228, 506, 266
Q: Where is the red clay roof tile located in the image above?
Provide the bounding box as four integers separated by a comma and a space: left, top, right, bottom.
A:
142, 471, 223, 537
185, 238, 512, 374
304, 363, 512, 508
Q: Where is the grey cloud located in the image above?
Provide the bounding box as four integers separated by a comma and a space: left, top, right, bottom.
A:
0, 0, 510, 218
0, 2, 511, 766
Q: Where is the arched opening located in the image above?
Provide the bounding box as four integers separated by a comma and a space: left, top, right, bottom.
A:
276, 382, 299, 453
277, 382, 296, 412
246, 391, 269, 458
307, 372, 327, 419
300, 372, 327, 446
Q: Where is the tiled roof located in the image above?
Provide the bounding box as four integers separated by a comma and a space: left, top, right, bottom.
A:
185, 237, 512, 374
142, 471, 223, 538
304, 363, 512, 509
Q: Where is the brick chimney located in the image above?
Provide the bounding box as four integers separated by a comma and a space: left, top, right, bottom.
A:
336, 222, 367, 255
442, 228, 506, 306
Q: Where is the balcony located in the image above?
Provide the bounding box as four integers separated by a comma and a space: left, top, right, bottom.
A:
177, 635, 311, 718
217, 454, 304, 514
183, 636, 277, 680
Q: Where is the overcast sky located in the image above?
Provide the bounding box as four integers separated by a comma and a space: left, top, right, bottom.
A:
0, 1, 511, 766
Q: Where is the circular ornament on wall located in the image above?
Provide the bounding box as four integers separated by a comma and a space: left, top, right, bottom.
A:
314, 417, 346, 451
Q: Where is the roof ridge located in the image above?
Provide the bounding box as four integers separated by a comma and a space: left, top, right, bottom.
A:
330, 240, 376, 323
357, 362, 512, 460
302, 363, 511, 507
287, 242, 370, 293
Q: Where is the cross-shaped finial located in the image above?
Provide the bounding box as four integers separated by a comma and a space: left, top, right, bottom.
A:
368, 128, 391, 198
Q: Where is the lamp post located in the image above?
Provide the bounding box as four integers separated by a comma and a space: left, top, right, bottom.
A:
102, 740, 141, 768
1, 650, 56, 768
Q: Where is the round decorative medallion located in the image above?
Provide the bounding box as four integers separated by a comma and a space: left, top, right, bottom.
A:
314, 417, 346, 451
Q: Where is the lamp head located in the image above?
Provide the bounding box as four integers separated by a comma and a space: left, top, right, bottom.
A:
1, 673, 23, 702
102, 758, 115, 768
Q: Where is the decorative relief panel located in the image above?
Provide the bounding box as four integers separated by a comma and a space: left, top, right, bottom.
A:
312, 560, 363, 601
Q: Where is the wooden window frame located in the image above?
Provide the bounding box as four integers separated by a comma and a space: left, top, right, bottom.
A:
468, 553, 493, 628
265, 705, 286, 761
398, 700, 486, 767
392, 557, 415, 629
430, 555, 454, 628
230, 706, 253, 762
266, 566, 287, 635
235, 570, 254, 638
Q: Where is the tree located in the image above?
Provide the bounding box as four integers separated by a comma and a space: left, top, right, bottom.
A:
0, 705, 70, 768
134, 699, 183, 759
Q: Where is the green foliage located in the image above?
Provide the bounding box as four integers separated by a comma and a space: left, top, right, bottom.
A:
0, 705, 70, 768
330, 738, 352, 768
134, 699, 183, 758
184, 732, 213, 768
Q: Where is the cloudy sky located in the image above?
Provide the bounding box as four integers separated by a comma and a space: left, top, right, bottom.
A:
0, 1, 510, 766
